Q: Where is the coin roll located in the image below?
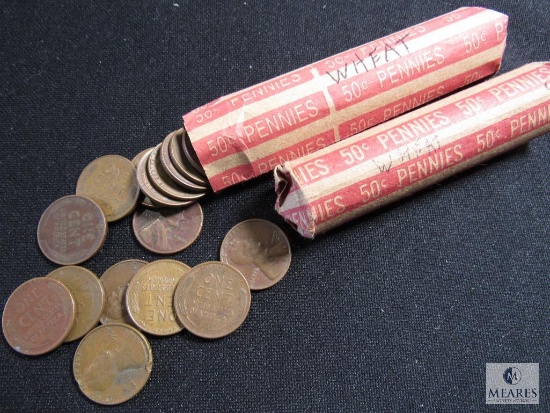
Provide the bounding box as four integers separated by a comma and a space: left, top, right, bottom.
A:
274, 62, 550, 238
183, 7, 509, 192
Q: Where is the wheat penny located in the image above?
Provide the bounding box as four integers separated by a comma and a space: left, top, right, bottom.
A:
181, 128, 206, 176
2, 277, 76, 355
37, 195, 108, 265
100, 260, 148, 325
73, 323, 153, 405
46, 266, 105, 342
168, 129, 208, 185
125, 260, 190, 336
174, 261, 251, 339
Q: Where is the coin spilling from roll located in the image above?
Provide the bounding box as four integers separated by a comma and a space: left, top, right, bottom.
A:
134, 129, 210, 209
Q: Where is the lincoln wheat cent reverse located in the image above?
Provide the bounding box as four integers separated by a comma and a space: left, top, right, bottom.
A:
76, 155, 140, 222
37, 195, 108, 265
73, 323, 153, 405
125, 260, 190, 336
132, 204, 203, 254
174, 261, 251, 339
100, 260, 148, 325
47, 266, 106, 342
220, 219, 291, 290
2, 278, 76, 355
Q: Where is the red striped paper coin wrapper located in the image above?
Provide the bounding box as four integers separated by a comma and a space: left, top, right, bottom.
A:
274, 62, 550, 238
182, 7, 508, 192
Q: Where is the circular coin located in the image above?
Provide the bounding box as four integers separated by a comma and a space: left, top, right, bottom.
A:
46, 266, 106, 341
174, 261, 251, 339
37, 195, 108, 265
100, 259, 148, 325
136, 148, 195, 208
132, 204, 203, 254
168, 129, 209, 186
125, 260, 190, 336
2, 277, 76, 355
132, 148, 153, 167
73, 323, 153, 405
220, 219, 291, 290
181, 128, 206, 176
76, 155, 140, 222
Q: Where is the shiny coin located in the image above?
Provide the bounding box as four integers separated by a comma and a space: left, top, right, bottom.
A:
148, 144, 207, 200
2, 277, 76, 355
160, 132, 208, 191
46, 266, 105, 341
73, 323, 153, 405
100, 259, 148, 325
125, 260, 190, 336
76, 155, 140, 222
168, 129, 209, 186
132, 148, 153, 167
132, 204, 203, 254
220, 219, 291, 290
37, 195, 108, 265
174, 261, 251, 339
136, 148, 195, 208
181, 128, 206, 176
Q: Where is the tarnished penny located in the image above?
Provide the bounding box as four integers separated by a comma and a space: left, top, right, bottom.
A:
181, 128, 206, 176
132, 204, 203, 254
125, 260, 190, 336
76, 155, 140, 222
160, 132, 208, 191
37, 195, 108, 265
73, 323, 153, 405
46, 266, 105, 341
132, 148, 153, 167
136, 148, 194, 208
168, 129, 209, 186
100, 260, 148, 325
174, 261, 251, 339
2, 277, 76, 355
220, 219, 291, 290
148, 144, 206, 200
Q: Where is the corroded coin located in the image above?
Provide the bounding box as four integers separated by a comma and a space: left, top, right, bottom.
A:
181, 128, 206, 176
2, 277, 76, 355
174, 261, 251, 339
47, 266, 106, 341
37, 195, 108, 265
160, 132, 209, 191
168, 129, 209, 186
125, 260, 190, 336
220, 219, 291, 290
136, 148, 194, 208
132, 204, 203, 254
148, 144, 207, 200
100, 259, 148, 325
73, 323, 153, 405
76, 155, 140, 222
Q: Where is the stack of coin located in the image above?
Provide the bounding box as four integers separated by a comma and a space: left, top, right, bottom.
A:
135, 128, 210, 209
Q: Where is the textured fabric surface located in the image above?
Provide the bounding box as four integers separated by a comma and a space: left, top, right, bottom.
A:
0, 1, 548, 412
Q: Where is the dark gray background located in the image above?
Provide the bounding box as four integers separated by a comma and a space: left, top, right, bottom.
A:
0, 1, 548, 412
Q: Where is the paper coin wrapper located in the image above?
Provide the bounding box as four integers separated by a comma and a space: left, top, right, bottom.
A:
274, 62, 550, 238
182, 7, 508, 192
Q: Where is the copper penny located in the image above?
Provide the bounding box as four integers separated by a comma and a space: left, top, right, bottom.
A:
37, 195, 108, 265
136, 148, 194, 208
148, 144, 207, 200
73, 323, 153, 405
160, 132, 209, 191
168, 129, 209, 186
2, 277, 76, 355
46, 266, 106, 341
100, 259, 148, 325
132, 204, 203, 254
174, 261, 251, 339
220, 219, 291, 290
181, 128, 206, 176
76, 155, 140, 222
125, 260, 190, 336
132, 148, 153, 167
